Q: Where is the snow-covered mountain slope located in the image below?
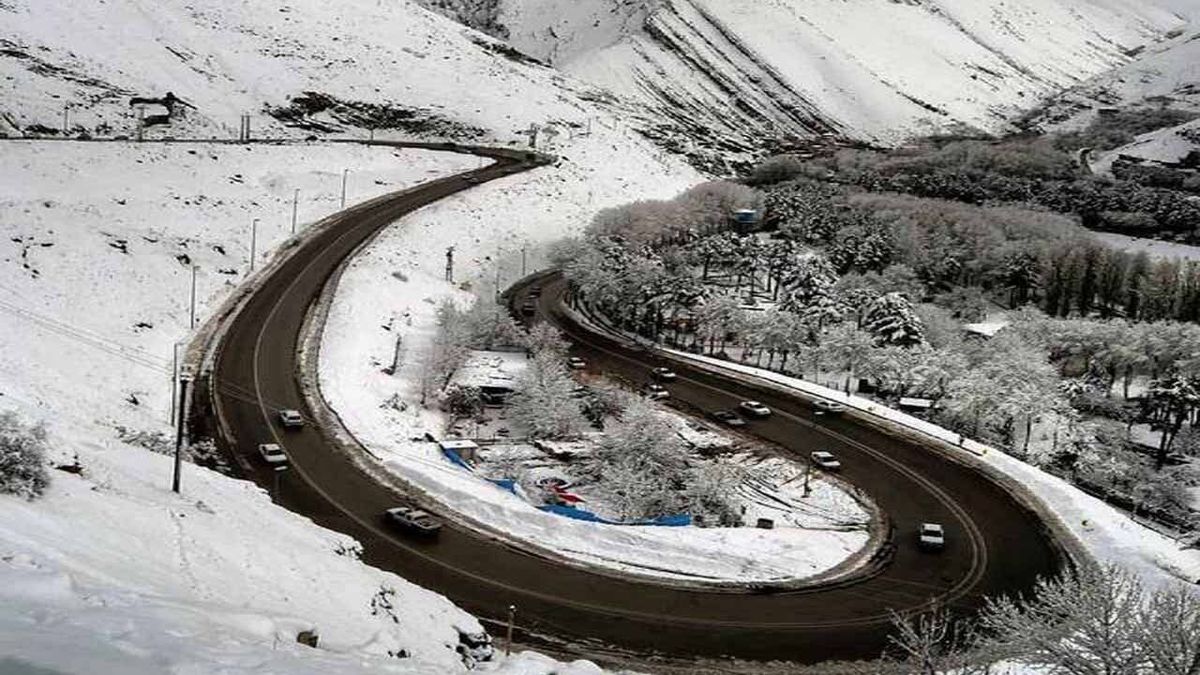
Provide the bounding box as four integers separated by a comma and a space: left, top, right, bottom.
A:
419, 0, 1186, 146
0, 0, 612, 144
1026, 1, 1200, 165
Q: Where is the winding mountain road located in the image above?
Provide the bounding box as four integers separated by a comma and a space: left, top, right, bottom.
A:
203, 143, 1067, 667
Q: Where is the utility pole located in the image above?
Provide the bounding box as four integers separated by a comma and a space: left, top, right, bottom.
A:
494, 262, 501, 303
385, 335, 404, 375
291, 189, 299, 234
521, 244, 527, 277
189, 265, 198, 330
445, 246, 455, 282
249, 218, 259, 271
62, 103, 70, 135
505, 605, 517, 657
340, 168, 349, 208
172, 370, 193, 494
171, 343, 179, 426
136, 107, 145, 142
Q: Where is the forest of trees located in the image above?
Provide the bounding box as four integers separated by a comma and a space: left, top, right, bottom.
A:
753, 108, 1200, 244
556, 148, 1200, 529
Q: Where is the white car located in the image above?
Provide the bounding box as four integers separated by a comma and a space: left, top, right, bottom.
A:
258, 443, 287, 465
566, 357, 587, 370
918, 523, 946, 551
810, 451, 841, 471
643, 383, 670, 400
739, 400, 771, 418
278, 409, 305, 428
813, 400, 847, 415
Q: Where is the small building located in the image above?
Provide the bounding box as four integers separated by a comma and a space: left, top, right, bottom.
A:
451, 349, 530, 404
898, 397, 935, 411
438, 439, 481, 464
962, 320, 1009, 339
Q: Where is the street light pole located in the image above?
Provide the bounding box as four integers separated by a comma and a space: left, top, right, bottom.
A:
291, 189, 299, 234
189, 265, 198, 330
505, 605, 516, 656
172, 370, 193, 494
249, 218, 259, 271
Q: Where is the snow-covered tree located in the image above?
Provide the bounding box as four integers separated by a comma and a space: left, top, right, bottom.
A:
816, 323, 876, 391
778, 253, 839, 313
509, 352, 587, 440
982, 565, 1200, 675
863, 292, 926, 346
522, 322, 569, 357
1139, 583, 1200, 675
0, 411, 50, 500
685, 460, 748, 527
588, 399, 689, 520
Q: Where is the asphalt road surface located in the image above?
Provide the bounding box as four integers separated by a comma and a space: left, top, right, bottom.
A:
207, 147, 1065, 667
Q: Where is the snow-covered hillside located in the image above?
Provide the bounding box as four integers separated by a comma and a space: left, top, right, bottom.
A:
419, 0, 1185, 148
0, 1, 694, 671
0, 141, 617, 673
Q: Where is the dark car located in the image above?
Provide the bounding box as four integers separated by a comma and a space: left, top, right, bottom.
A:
643, 383, 670, 400
384, 507, 443, 537
651, 367, 678, 382
529, 286, 542, 298
520, 301, 536, 316
711, 410, 747, 427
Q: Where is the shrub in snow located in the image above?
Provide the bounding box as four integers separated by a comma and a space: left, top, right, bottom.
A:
0, 411, 51, 500
746, 154, 808, 186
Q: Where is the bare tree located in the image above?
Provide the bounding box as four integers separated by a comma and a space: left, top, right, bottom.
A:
883, 605, 990, 675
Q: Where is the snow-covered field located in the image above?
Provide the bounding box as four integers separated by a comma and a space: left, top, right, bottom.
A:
0, 140, 616, 673
1094, 231, 1200, 262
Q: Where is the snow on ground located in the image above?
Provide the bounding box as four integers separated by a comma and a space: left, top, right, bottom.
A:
0, 429, 484, 674
0, 140, 617, 673
1091, 116, 1200, 172
1094, 230, 1200, 262
317, 127, 875, 585
1034, 5, 1200, 132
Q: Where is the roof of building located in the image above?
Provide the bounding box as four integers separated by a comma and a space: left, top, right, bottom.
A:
962, 320, 1010, 338
451, 350, 529, 391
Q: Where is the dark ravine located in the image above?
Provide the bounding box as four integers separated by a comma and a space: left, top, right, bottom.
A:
197, 146, 1069, 668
